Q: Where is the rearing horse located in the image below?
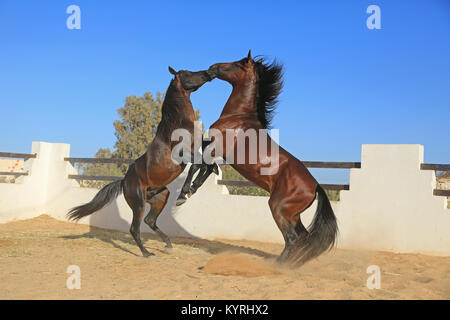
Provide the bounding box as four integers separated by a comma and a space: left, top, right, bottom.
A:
207, 52, 338, 266
67, 67, 213, 257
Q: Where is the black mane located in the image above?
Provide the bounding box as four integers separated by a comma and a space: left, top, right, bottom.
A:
254, 58, 284, 129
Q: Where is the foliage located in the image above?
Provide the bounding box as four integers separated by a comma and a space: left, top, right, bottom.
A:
325, 189, 340, 201
113, 92, 164, 163
221, 165, 270, 197
78, 148, 123, 188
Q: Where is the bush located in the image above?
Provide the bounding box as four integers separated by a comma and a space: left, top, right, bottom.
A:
221, 165, 269, 197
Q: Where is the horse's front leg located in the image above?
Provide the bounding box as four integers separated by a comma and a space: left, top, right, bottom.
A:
189, 163, 218, 195
176, 163, 202, 206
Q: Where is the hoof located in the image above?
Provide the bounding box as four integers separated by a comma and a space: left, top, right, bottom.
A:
275, 256, 288, 265
142, 251, 155, 258
176, 197, 187, 206
165, 241, 173, 249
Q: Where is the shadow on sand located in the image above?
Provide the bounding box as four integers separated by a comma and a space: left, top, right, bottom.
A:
61, 228, 276, 260
61, 171, 276, 260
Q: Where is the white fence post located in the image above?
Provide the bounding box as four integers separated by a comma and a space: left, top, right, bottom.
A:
338, 144, 449, 254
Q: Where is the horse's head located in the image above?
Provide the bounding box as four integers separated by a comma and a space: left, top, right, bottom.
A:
208, 51, 283, 129
168, 66, 215, 93
207, 50, 263, 84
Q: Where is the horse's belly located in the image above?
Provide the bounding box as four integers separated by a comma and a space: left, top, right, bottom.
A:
142, 145, 185, 189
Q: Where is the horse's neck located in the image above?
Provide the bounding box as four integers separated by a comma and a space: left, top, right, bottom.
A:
156, 85, 194, 138
220, 82, 257, 119
168, 84, 195, 117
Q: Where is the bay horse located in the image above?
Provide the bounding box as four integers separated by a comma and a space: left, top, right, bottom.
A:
67, 67, 214, 257
206, 51, 338, 266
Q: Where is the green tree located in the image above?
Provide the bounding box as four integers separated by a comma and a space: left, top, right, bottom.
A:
113, 92, 164, 161
79, 148, 123, 189
221, 165, 270, 197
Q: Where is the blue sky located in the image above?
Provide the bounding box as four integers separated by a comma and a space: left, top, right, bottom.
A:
0, 0, 449, 183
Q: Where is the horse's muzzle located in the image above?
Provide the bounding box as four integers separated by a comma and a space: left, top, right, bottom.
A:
205, 69, 216, 81
207, 64, 219, 78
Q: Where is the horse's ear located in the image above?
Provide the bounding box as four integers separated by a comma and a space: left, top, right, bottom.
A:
256, 58, 263, 64
247, 50, 252, 61
168, 66, 177, 75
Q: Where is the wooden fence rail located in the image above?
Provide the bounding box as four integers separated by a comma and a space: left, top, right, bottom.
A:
68, 174, 122, 181
0, 152, 34, 178
217, 180, 350, 191
0, 152, 36, 159
1, 151, 447, 197
0, 172, 29, 177
219, 162, 361, 169
302, 161, 361, 169
421, 163, 450, 171
421, 164, 450, 197
433, 190, 450, 197
64, 157, 134, 164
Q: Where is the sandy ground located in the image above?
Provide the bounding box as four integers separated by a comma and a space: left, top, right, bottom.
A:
0, 215, 449, 300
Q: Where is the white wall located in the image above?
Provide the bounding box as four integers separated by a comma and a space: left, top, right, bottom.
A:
337, 145, 449, 254
0, 142, 448, 255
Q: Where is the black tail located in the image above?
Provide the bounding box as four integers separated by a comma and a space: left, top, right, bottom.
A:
67, 180, 123, 221
288, 185, 338, 266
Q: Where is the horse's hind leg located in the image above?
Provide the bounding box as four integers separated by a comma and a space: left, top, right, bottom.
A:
144, 187, 172, 248
127, 193, 153, 257
123, 173, 153, 257
269, 192, 317, 264
269, 194, 312, 263
269, 200, 300, 263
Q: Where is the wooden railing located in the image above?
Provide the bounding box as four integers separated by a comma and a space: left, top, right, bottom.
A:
64, 157, 133, 165
217, 161, 360, 191
61, 157, 450, 196
0, 152, 36, 177
421, 163, 450, 197
0, 150, 447, 197
64, 157, 132, 181
217, 180, 350, 191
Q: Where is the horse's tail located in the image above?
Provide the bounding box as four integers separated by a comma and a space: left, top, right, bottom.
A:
67, 179, 123, 221
288, 184, 338, 266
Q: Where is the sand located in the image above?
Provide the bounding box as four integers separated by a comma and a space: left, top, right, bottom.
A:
0, 215, 448, 299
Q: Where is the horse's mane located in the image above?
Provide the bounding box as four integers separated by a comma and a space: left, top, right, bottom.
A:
254, 57, 284, 129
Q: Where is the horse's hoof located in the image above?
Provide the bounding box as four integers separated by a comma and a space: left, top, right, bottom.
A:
143, 251, 155, 258
176, 198, 186, 206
